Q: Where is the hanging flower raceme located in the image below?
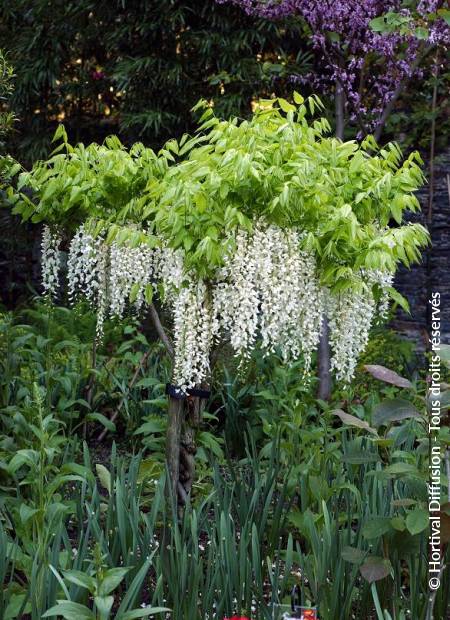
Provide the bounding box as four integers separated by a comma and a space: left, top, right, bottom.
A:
109, 242, 154, 317
214, 223, 323, 373
367, 268, 395, 319
67, 225, 104, 304
41, 224, 62, 298
325, 266, 395, 382
327, 286, 376, 383
172, 279, 214, 390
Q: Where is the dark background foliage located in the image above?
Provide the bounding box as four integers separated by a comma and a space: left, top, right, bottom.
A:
1, 0, 448, 163
0, 0, 310, 163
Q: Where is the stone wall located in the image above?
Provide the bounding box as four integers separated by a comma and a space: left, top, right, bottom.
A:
393, 150, 450, 345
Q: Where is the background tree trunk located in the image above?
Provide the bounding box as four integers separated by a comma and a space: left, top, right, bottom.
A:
317, 318, 332, 401
335, 79, 345, 141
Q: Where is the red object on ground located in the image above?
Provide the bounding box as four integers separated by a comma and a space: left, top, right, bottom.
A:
301, 611, 317, 619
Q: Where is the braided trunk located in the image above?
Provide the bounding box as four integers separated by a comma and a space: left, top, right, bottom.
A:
165, 387, 208, 509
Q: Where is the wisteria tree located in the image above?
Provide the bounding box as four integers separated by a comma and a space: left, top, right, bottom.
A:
8, 96, 428, 505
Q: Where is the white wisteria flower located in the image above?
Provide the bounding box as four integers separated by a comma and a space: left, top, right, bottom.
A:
41, 224, 61, 298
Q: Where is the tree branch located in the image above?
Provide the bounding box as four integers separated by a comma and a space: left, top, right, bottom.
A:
335, 77, 345, 140
374, 45, 433, 143
149, 303, 174, 359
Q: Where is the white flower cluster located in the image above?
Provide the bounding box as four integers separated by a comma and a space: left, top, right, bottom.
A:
64, 226, 187, 337
67, 225, 104, 303
41, 225, 61, 298
43, 221, 396, 388
367, 268, 395, 319
152, 244, 185, 297
95, 242, 109, 340
172, 280, 214, 389
326, 267, 394, 383
327, 287, 376, 383
213, 224, 323, 372
109, 242, 153, 316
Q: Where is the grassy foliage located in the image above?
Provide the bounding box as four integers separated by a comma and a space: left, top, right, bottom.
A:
0, 303, 449, 618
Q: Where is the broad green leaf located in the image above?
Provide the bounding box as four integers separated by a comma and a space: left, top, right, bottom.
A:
42, 601, 95, 620
364, 365, 412, 389
4, 593, 31, 620
341, 546, 365, 564
19, 504, 39, 524
390, 516, 406, 532
369, 16, 388, 32
278, 97, 296, 113
99, 567, 131, 596
144, 284, 153, 304
94, 596, 114, 615
372, 399, 422, 427
360, 556, 392, 583
382, 462, 420, 477
60, 462, 94, 481
387, 287, 410, 314
129, 282, 141, 304
64, 570, 96, 591
332, 409, 378, 435
362, 517, 392, 539
87, 412, 116, 432
406, 508, 428, 535
134, 419, 166, 435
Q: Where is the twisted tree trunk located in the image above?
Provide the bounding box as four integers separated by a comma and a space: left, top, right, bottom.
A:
165, 388, 208, 509
179, 391, 207, 502
148, 303, 212, 509
166, 394, 184, 503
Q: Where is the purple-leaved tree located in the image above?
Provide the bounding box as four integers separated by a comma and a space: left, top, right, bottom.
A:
217, 1, 449, 141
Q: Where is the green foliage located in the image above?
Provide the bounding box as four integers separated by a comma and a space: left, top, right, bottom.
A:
209, 353, 450, 618
0, 303, 171, 452
0, 441, 297, 619
0, 345, 449, 618
0, 49, 15, 147
43, 544, 169, 620
0, 220, 441, 620
1, 385, 89, 618
9, 95, 428, 301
